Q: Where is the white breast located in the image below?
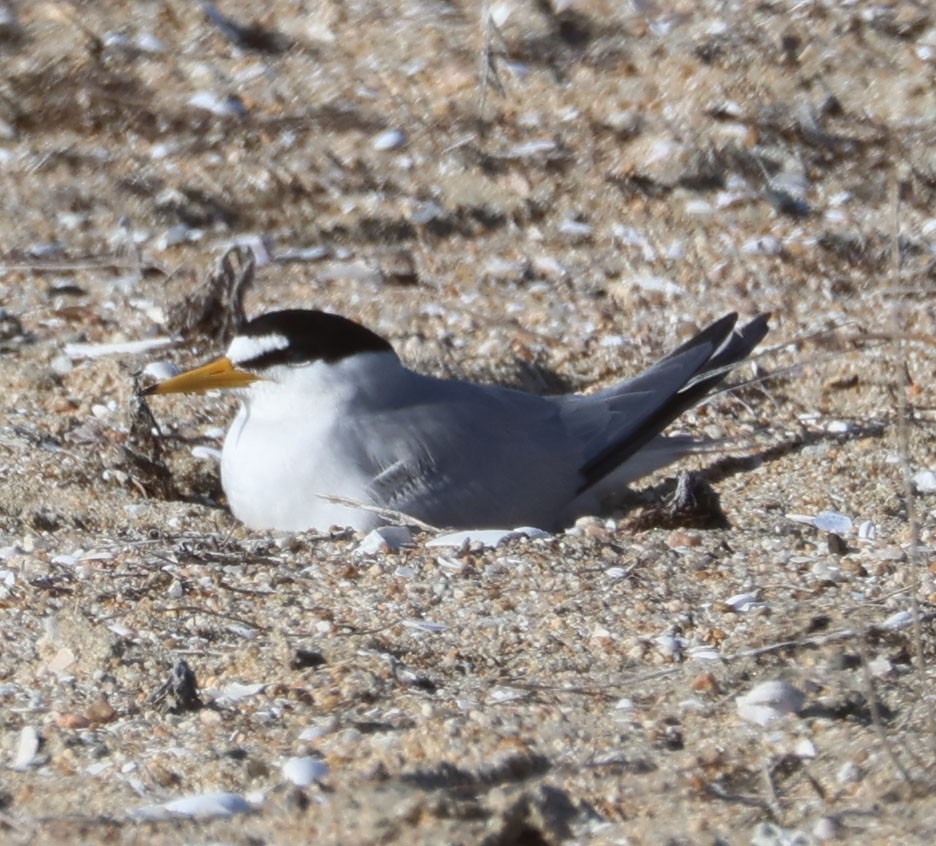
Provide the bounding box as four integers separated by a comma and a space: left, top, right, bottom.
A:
220, 355, 402, 531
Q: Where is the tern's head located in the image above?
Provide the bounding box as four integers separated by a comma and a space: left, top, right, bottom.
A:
142, 309, 396, 395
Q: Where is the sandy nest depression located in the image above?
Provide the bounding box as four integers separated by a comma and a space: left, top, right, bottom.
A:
1, 1, 936, 843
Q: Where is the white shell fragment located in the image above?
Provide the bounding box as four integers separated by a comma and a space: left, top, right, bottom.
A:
813, 817, 838, 841
655, 634, 686, 659
881, 610, 913, 631
188, 91, 248, 119
64, 337, 174, 360
793, 738, 816, 759
401, 619, 448, 634
488, 686, 528, 704
751, 822, 813, 846
736, 680, 805, 726
557, 217, 593, 240
836, 761, 862, 784
299, 720, 337, 741
276, 245, 328, 263
372, 128, 407, 151
868, 655, 893, 677
132, 791, 253, 821
912, 470, 936, 493
216, 682, 266, 704
857, 520, 876, 541
741, 236, 783, 256
725, 592, 762, 613
507, 139, 557, 159
355, 526, 413, 555
0, 568, 14, 599
688, 646, 721, 661
628, 274, 685, 297
141, 361, 181, 382
812, 511, 852, 534
426, 527, 551, 549
788, 511, 852, 534
489, 2, 513, 28
282, 756, 329, 787
13, 725, 41, 770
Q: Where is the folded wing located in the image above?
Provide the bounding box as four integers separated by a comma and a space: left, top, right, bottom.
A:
566, 313, 769, 494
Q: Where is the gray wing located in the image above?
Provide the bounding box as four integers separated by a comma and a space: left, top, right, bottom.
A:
351, 378, 585, 530
343, 313, 767, 529
562, 313, 769, 493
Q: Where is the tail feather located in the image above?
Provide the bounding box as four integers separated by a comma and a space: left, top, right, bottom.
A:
576, 313, 768, 493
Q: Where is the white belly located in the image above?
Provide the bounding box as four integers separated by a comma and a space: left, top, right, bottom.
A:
220, 403, 379, 532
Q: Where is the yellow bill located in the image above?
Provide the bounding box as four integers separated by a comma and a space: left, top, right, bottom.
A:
141, 356, 259, 395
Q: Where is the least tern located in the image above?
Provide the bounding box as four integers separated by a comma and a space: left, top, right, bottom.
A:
143, 309, 768, 532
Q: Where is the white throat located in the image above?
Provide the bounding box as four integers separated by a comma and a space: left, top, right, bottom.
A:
220, 351, 408, 531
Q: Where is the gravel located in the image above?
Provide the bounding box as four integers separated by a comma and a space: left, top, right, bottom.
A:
1, 1, 935, 843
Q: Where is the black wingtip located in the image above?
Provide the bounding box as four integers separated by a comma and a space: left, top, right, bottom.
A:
662, 312, 738, 362
577, 311, 770, 493
711, 312, 770, 369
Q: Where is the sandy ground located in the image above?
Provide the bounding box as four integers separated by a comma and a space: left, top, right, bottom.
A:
1, 1, 936, 843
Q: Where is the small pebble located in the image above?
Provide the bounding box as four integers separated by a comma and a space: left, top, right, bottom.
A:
751, 821, 812, 846
655, 634, 685, 658
372, 128, 407, 151
827, 533, 847, 555
868, 655, 892, 677
46, 647, 76, 676
812, 817, 838, 841
836, 760, 861, 784
85, 699, 117, 725
282, 756, 329, 787
690, 672, 719, 693
737, 680, 805, 726
667, 531, 701, 549
57, 713, 91, 730
50, 354, 73, 376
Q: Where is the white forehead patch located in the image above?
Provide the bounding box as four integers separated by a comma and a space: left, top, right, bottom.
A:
227, 332, 289, 365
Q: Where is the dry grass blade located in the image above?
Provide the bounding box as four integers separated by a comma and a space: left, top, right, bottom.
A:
313, 493, 438, 533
